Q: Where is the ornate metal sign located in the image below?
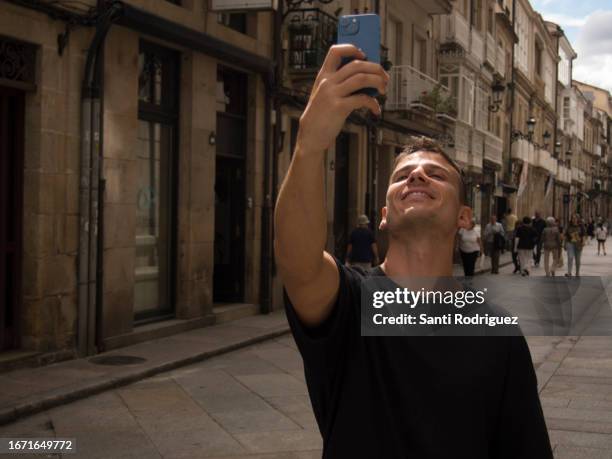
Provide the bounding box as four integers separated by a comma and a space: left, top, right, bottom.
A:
0, 36, 37, 91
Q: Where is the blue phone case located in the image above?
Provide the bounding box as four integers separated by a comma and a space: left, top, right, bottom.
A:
337, 14, 381, 97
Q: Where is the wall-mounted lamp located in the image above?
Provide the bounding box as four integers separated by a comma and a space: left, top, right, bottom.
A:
542, 130, 551, 150
209, 132, 216, 145
526, 117, 536, 140
554, 141, 562, 158
488, 79, 506, 112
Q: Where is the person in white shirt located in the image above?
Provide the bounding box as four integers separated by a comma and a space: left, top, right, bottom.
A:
457, 219, 483, 276
596, 222, 608, 256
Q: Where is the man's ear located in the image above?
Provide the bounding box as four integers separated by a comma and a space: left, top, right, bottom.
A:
379, 206, 388, 231
457, 205, 473, 230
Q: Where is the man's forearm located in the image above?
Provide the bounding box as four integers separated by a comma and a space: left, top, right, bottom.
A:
274, 143, 328, 283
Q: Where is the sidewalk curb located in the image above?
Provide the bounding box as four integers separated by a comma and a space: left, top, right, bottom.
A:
0, 327, 290, 426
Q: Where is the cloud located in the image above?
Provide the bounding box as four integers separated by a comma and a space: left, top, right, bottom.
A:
540, 13, 588, 27
573, 10, 612, 92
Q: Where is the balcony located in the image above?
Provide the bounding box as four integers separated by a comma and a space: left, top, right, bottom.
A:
453, 124, 470, 164
484, 133, 503, 167
470, 29, 484, 64
495, 45, 505, 77
469, 131, 484, 170
535, 148, 556, 173
441, 11, 470, 51
287, 8, 337, 74
556, 164, 571, 184
511, 138, 537, 164
385, 64, 451, 113
572, 168, 586, 183
485, 33, 496, 68
511, 138, 529, 162
469, 149, 483, 170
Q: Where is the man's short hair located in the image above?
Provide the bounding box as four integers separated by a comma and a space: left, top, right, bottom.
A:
392, 136, 467, 204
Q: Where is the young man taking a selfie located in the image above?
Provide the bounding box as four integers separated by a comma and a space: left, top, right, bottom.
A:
274, 44, 553, 458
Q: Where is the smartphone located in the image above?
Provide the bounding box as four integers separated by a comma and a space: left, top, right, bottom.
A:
337, 14, 381, 97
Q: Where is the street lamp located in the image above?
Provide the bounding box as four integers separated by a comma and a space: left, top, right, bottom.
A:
542, 130, 551, 149
554, 141, 562, 158
565, 148, 573, 167
488, 79, 505, 112
526, 117, 536, 141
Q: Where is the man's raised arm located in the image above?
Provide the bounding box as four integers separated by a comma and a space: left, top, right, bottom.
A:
274, 45, 388, 327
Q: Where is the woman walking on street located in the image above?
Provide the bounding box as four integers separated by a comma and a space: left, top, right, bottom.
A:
457, 219, 483, 276
541, 217, 561, 276
596, 222, 608, 256
565, 214, 586, 277
515, 217, 537, 276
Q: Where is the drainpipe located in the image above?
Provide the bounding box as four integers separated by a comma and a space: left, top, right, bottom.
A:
260, 2, 280, 315
506, 0, 517, 205
271, 0, 284, 278
552, 26, 561, 220
77, 2, 123, 357
260, 78, 273, 314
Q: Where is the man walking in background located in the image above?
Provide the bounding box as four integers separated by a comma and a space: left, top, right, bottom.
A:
516, 217, 538, 276
484, 215, 505, 274
345, 214, 380, 269
532, 211, 546, 267
504, 208, 519, 272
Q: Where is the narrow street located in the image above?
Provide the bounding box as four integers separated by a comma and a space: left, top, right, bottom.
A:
0, 239, 610, 459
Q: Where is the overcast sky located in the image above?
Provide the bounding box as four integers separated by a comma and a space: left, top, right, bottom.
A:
531, 0, 612, 92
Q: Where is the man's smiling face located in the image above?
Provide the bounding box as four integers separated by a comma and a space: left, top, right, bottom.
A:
380, 151, 471, 235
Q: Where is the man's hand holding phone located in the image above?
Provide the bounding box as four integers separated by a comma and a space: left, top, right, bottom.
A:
296, 44, 389, 156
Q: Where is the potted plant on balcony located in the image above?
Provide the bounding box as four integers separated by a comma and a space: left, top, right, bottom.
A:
410, 86, 439, 112
436, 94, 458, 123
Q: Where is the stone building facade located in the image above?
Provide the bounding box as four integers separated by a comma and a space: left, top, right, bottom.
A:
1, 0, 610, 364
0, 0, 276, 360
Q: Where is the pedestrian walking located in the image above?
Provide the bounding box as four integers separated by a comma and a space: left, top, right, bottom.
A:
556, 218, 564, 271
532, 211, 546, 267
515, 217, 537, 276
457, 219, 483, 276
484, 215, 505, 274
596, 222, 608, 256
564, 214, 586, 277
541, 217, 561, 276
503, 208, 518, 252
345, 214, 379, 270
511, 220, 523, 274
587, 218, 595, 245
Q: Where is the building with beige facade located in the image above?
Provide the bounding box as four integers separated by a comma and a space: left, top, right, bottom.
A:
1, 0, 609, 366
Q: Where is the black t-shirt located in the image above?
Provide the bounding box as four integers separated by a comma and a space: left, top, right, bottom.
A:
349, 227, 376, 262
516, 225, 538, 250
284, 259, 553, 459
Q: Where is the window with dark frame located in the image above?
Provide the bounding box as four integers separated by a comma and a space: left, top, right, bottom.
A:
135, 41, 180, 323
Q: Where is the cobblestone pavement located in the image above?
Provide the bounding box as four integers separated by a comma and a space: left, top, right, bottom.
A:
0, 238, 610, 459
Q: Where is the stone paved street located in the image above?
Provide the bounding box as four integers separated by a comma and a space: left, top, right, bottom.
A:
0, 238, 610, 459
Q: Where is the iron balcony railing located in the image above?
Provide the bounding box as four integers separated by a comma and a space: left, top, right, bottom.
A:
287, 8, 337, 72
